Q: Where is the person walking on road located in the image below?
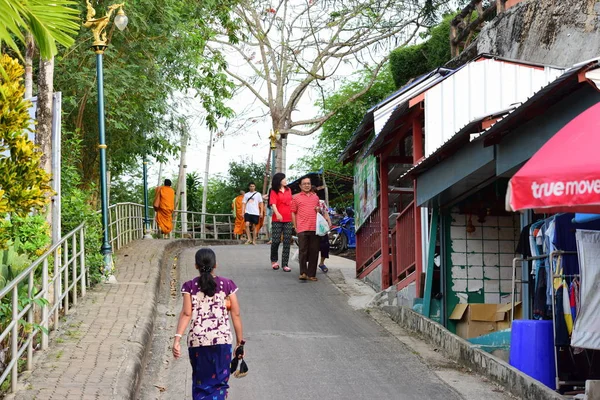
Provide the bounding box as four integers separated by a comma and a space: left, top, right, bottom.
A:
172, 248, 244, 400
269, 173, 293, 272
291, 177, 324, 281
232, 190, 246, 240
242, 182, 264, 245
153, 179, 175, 237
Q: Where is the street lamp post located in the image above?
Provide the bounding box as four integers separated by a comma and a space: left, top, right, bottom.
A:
142, 135, 152, 238
83, 2, 129, 279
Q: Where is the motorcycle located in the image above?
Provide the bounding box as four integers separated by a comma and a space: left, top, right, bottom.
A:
328, 208, 356, 255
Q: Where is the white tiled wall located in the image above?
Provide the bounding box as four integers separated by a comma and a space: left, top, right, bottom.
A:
450, 212, 521, 304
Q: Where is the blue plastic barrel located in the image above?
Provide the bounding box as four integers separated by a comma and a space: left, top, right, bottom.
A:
509, 320, 555, 389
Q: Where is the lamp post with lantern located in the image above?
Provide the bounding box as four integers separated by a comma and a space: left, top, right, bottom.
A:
83, 1, 129, 279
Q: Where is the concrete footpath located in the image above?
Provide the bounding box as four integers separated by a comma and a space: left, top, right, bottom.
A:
5, 239, 543, 400
6, 239, 185, 400
139, 244, 514, 400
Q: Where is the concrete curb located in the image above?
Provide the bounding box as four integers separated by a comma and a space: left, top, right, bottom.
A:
381, 305, 564, 400
115, 239, 242, 400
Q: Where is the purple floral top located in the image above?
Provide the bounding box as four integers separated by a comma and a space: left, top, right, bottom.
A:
181, 276, 238, 347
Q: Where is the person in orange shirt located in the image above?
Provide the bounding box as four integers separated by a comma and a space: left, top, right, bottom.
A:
153, 179, 175, 237
232, 190, 246, 240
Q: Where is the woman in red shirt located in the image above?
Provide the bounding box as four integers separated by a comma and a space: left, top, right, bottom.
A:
269, 173, 293, 272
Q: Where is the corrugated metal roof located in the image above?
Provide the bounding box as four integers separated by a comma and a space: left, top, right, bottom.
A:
479, 61, 599, 146
339, 53, 570, 164
401, 60, 600, 179
364, 72, 453, 156
424, 58, 563, 158
338, 68, 453, 163
398, 106, 517, 179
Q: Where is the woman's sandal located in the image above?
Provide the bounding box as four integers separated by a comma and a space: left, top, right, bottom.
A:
272, 262, 280, 270
282, 266, 291, 272
319, 264, 329, 273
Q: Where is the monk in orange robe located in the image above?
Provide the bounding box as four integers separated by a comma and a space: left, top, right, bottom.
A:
232, 190, 246, 238
153, 179, 175, 235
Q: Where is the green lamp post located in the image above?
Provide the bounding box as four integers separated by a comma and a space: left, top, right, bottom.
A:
83, 1, 129, 278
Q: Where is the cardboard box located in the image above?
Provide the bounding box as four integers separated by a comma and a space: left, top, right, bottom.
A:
449, 302, 522, 339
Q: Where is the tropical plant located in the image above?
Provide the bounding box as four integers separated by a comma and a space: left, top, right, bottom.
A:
187, 172, 203, 213
61, 134, 104, 284
0, 241, 31, 289
0, 0, 79, 59
0, 54, 51, 250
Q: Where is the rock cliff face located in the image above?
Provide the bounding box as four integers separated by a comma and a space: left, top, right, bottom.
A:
476, 0, 600, 67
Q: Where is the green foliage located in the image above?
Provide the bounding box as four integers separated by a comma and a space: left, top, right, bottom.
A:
186, 172, 203, 213
0, 241, 31, 289
55, 0, 240, 190
193, 159, 266, 215
0, 55, 52, 226
0, 215, 50, 258
60, 134, 103, 284
389, 13, 455, 88
0, 0, 79, 60
294, 66, 396, 177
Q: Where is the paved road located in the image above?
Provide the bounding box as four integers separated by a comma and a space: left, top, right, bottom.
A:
139, 244, 509, 400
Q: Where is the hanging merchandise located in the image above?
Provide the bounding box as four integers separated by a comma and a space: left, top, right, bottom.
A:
572, 230, 600, 350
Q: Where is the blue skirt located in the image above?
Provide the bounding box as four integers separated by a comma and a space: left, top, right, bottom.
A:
188, 344, 232, 400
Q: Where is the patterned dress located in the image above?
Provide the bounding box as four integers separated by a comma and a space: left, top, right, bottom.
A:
182, 276, 238, 400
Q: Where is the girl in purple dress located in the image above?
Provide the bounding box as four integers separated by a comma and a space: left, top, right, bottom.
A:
172, 248, 244, 400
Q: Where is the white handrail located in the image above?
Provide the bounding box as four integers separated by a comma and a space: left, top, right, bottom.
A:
0, 203, 237, 392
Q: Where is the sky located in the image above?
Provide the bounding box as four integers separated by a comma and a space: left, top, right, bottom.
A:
147, 0, 441, 187
149, 95, 320, 187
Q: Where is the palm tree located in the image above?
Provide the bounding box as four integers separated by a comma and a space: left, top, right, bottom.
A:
0, 0, 79, 60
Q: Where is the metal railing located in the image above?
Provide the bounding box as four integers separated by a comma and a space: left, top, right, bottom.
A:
152, 210, 235, 240
108, 202, 145, 251
0, 224, 86, 393
0, 203, 144, 393
0, 203, 236, 393
356, 207, 382, 275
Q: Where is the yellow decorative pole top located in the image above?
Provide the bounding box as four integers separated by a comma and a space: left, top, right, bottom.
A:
82, 0, 127, 53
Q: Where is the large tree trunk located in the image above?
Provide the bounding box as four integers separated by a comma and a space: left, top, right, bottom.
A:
24, 34, 35, 99
36, 56, 54, 228
274, 118, 289, 174
36, 57, 54, 175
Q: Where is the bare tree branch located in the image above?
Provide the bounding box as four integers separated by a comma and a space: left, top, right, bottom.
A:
208, 0, 445, 169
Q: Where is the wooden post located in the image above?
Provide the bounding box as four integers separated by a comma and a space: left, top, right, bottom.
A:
379, 157, 391, 289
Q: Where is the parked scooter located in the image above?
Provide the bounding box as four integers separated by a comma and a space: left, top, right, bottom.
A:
328, 207, 356, 255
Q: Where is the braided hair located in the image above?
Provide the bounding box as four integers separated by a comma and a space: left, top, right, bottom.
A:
195, 248, 217, 297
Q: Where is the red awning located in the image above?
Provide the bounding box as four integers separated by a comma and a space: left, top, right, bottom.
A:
508, 101, 600, 213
